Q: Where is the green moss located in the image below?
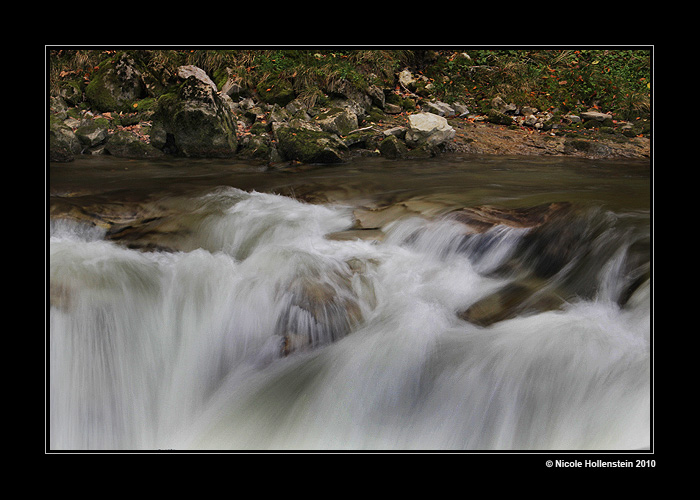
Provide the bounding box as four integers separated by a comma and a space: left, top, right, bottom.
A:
85, 51, 152, 113
257, 78, 295, 106
487, 109, 514, 125
400, 98, 416, 111
276, 125, 346, 163
213, 68, 229, 91
250, 122, 267, 135
367, 106, 385, 123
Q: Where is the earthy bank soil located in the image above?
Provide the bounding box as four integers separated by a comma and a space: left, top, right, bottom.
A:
390, 113, 650, 160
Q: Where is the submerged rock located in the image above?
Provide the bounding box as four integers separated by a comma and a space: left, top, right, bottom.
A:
458, 278, 566, 327
446, 202, 572, 233
276, 258, 376, 356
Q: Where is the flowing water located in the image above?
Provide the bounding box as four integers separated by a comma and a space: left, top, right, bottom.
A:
48, 155, 651, 451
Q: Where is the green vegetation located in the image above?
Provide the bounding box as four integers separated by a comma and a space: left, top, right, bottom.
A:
49, 48, 651, 120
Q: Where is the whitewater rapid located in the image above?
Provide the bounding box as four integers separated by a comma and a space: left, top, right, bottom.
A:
48, 187, 651, 451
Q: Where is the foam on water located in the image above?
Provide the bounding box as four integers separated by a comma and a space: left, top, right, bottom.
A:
48, 188, 651, 451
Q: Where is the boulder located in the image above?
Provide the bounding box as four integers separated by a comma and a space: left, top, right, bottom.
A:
104, 130, 164, 158
315, 107, 358, 136
447, 202, 572, 233
458, 279, 566, 327
273, 120, 348, 164
327, 80, 373, 118
49, 119, 82, 161
177, 65, 217, 91
405, 112, 455, 148
367, 85, 385, 108
384, 103, 402, 114
75, 121, 108, 147
85, 52, 152, 112
379, 134, 407, 159
152, 76, 238, 157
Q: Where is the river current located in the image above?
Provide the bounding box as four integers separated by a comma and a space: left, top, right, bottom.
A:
48, 155, 651, 452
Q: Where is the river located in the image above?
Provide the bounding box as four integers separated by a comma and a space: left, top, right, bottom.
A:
48, 154, 652, 452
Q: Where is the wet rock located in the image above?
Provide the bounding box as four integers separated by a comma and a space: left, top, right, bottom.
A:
277, 262, 370, 356
326, 228, 385, 242
353, 197, 454, 230
563, 138, 612, 158
458, 279, 566, 327
446, 202, 572, 233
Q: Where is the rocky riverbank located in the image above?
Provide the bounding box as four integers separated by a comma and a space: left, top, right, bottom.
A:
49, 53, 651, 165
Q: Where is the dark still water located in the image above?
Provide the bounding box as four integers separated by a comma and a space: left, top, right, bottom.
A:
48, 154, 651, 451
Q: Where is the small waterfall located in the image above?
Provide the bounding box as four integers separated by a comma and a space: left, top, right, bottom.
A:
49, 187, 650, 451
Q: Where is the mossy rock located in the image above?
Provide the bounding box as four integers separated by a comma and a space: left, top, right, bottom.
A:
487, 109, 514, 126
57, 80, 84, 106
237, 134, 275, 161
85, 51, 155, 113
153, 77, 238, 157
104, 130, 164, 158
275, 122, 347, 163
257, 79, 295, 106
75, 121, 109, 147
378, 134, 407, 159
49, 121, 82, 162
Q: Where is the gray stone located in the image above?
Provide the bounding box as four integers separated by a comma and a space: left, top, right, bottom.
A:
382, 126, 406, 139
398, 69, 415, 89
580, 111, 612, 122
85, 52, 149, 112
177, 65, 218, 91
367, 85, 386, 108
105, 130, 164, 158
153, 76, 238, 157
315, 107, 358, 137
405, 112, 455, 147
75, 121, 108, 147
424, 100, 455, 117
452, 102, 469, 117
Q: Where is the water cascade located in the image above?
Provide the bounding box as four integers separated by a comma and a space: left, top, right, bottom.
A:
48, 159, 651, 451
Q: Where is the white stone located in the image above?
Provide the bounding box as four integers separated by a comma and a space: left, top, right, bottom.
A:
406, 112, 455, 147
